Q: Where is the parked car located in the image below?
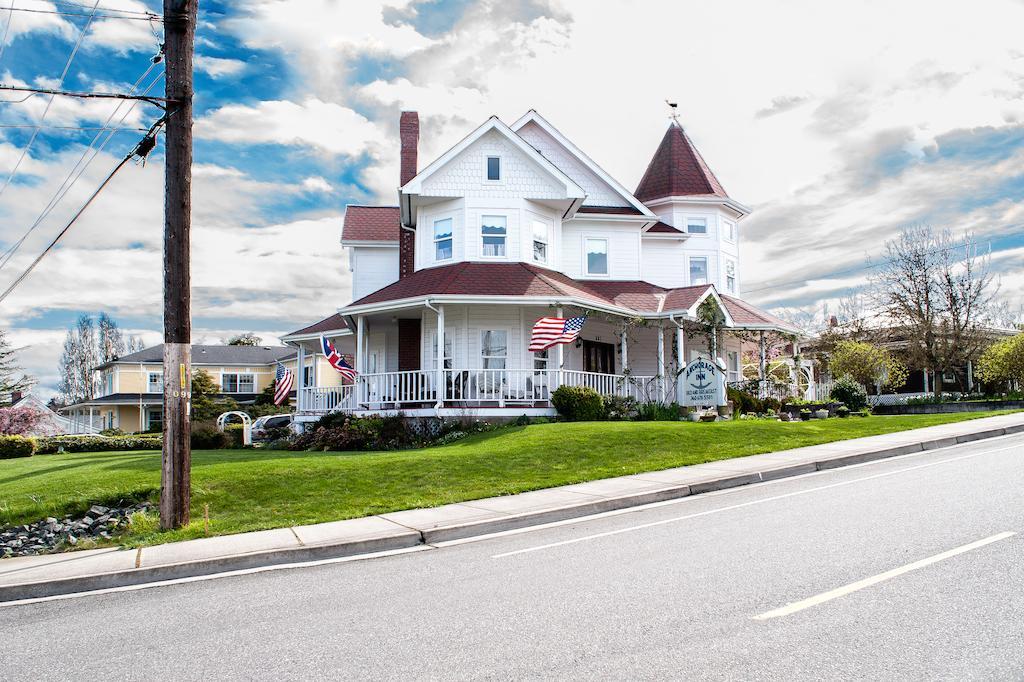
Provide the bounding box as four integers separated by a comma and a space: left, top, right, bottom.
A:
251, 414, 294, 442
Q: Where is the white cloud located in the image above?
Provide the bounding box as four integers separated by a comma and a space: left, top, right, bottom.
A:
195, 98, 389, 157
195, 55, 246, 79
301, 176, 332, 193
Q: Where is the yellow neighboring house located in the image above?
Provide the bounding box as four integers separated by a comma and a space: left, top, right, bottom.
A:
60, 344, 327, 434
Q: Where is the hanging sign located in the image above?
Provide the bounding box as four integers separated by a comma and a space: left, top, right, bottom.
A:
682, 357, 725, 406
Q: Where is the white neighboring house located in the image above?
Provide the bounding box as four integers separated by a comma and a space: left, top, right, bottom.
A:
8, 392, 73, 436
283, 110, 807, 425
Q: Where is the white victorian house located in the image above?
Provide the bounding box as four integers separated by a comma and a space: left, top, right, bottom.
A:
283, 110, 806, 425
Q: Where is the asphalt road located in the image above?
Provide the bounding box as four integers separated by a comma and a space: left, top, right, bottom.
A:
4, 432, 1024, 680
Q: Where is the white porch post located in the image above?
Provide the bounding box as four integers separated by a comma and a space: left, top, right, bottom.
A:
435, 304, 445, 408
675, 325, 685, 404
296, 344, 306, 411
88, 406, 94, 432
554, 306, 563, 391
758, 331, 767, 398
356, 315, 366, 406
620, 327, 629, 371
657, 325, 666, 403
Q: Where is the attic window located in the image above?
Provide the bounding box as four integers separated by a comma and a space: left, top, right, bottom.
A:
486, 156, 501, 181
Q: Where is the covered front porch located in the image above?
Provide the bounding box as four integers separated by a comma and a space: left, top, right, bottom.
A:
288, 296, 809, 421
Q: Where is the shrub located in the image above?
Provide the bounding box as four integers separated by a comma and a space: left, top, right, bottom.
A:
635, 402, 683, 421
601, 395, 638, 421
100, 427, 126, 437
291, 414, 421, 452
0, 434, 35, 458
551, 386, 604, 421
830, 375, 868, 411
727, 387, 764, 415
224, 423, 246, 448
799, 409, 812, 421
514, 414, 531, 427
191, 425, 229, 449
762, 397, 781, 412
836, 406, 850, 418
34, 434, 161, 454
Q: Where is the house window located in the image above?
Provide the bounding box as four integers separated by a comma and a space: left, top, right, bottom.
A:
428, 331, 453, 370
584, 238, 608, 276
533, 349, 549, 371
725, 260, 736, 293
486, 156, 501, 181
147, 408, 163, 432
687, 217, 707, 234
481, 215, 507, 257
434, 217, 453, 261
221, 373, 255, 393
724, 220, 736, 241
689, 257, 708, 285
532, 219, 548, 263
727, 351, 740, 383
481, 330, 507, 369
302, 366, 314, 387
104, 372, 114, 395
147, 372, 163, 393
106, 411, 115, 430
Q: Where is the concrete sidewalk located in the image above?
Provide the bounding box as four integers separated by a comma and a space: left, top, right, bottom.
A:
3, 412, 1023, 602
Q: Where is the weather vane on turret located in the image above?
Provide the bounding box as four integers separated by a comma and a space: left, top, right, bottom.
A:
665, 99, 680, 124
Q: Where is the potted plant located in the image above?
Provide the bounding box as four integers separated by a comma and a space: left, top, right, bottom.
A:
836, 406, 850, 418
814, 409, 829, 419
799, 409, 812, 421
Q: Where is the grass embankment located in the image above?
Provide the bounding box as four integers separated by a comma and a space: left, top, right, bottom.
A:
0, 411, 1016, 547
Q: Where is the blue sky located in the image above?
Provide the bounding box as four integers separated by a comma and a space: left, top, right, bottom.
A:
0, 0, 1022, 399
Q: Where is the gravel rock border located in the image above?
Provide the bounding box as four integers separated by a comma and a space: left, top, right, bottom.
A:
2, 503, 152, 558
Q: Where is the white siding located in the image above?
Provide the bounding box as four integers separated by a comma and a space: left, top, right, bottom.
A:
561, 220, 642, 280
641, 239, 687, 288
647, 202, 744, 293
349, 246, 399, 301
420, 129, 564, 200
516, 121, 628, 207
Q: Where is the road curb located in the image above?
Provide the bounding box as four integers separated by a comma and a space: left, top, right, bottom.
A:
1, 419, 1020, 603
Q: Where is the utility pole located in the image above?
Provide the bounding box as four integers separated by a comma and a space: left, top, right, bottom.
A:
160, 0, 196, 530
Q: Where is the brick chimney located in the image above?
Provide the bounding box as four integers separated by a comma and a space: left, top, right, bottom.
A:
399, 111, 419, 279
10, 390, 22, 404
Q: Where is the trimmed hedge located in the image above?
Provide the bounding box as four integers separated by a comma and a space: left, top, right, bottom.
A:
34, 434, 162, 454
0, 434, 36, 459
551, 385, 604, 421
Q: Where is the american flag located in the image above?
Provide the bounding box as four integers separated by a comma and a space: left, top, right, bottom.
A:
528, 316, 587, 352
273, 361, 293, 406
321, 336, 358, 382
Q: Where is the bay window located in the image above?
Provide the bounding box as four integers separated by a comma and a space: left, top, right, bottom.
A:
725, 260, 736, 293
689, 256, 708, 285
481, 215, 507, 257
532, 219, 549, 263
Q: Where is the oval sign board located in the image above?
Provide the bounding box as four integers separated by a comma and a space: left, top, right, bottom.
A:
683, 357, 725, 407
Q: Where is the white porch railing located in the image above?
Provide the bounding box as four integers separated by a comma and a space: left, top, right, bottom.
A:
297, 369, 672, 414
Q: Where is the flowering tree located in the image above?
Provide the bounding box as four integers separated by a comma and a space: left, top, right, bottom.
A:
976, 335, 1024, 388
0, 407, 42, 435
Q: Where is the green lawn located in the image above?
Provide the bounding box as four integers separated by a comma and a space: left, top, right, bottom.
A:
0, 411, 1016, 546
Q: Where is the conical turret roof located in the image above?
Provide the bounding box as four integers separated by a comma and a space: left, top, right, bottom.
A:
635, 122, 728, 201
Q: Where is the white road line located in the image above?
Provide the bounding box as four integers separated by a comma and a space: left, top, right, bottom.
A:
491, 442, 1021, 559
753, 531, 1017, 620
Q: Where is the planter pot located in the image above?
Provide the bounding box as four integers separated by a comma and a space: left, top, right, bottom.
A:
687, 412, 701, 422
814, 409, 829, 420
699, 414, 718, 423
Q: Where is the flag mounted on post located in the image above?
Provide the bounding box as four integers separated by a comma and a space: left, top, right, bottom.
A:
273, 361, 293, 406
321, 336, 358, 382
528, 316, 587, 352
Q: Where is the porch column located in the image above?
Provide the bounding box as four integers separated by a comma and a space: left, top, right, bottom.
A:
967, 360, 974, 392
657, 325, 666, 402
758, 331, 767, 398
88, 406, 94, 432
435, 304, 445, 408
296, 344, 306, 411
675, 325, 686, 404
356, 315, 366, 406
554, 306, 563, 390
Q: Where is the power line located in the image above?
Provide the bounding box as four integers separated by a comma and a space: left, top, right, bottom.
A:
0, 85, 170, 105
0, 3, 13, 69
52, 0, 161, 17
0, 123, 150, 131
0, 115, 166, 305
0, 0, 101, 201
0, 5, 163, 21
0, 62, 163, 272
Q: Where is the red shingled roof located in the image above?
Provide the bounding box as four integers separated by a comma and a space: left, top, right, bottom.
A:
344, 263, 793, 330
634, 123, 728, 202
286, 313, 348, 337
342, 205, 400, 242
646, 221, 684, 234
